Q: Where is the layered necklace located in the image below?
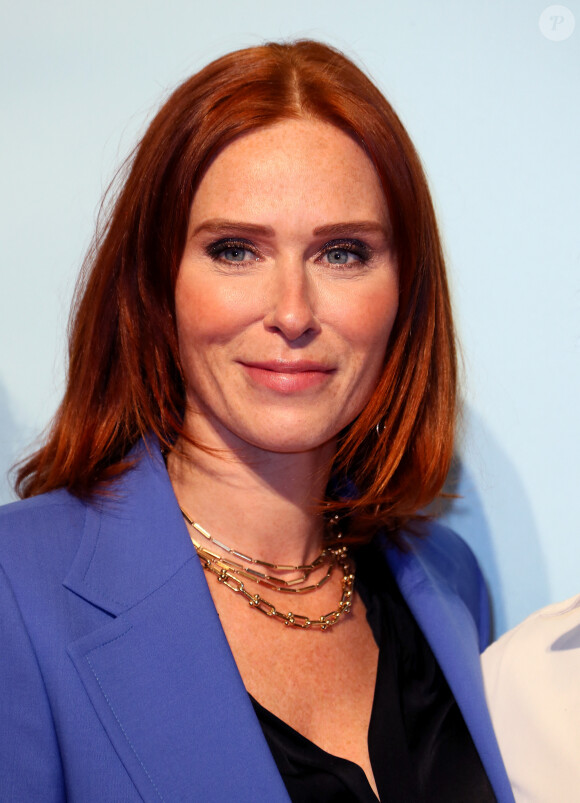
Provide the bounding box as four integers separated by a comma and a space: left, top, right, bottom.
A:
180, 506, 354, 630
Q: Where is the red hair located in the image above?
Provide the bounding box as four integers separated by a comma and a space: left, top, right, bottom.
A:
15, 40, 456, 542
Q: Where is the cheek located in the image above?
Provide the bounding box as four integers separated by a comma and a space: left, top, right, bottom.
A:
338, 285, 399, 365
175, 274, 255, 349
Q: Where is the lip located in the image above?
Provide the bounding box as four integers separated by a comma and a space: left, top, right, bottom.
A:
240, 360, 335, 393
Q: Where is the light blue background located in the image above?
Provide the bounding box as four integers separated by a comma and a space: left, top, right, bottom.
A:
1, 1, 578, 635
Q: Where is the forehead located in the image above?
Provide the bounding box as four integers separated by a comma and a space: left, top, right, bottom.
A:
189, 119, 388, 227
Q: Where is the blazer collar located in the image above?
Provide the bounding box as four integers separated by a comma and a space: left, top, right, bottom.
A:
64, 437, 194, 614
65, 438, 290, 802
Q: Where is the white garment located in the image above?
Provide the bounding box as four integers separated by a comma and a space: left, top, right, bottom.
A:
482, 594, 580, 803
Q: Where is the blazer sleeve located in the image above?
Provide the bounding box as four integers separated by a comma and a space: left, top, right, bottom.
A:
0, 561, 65, 802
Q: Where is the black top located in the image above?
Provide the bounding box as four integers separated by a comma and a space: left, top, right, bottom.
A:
250, 541, 496, 802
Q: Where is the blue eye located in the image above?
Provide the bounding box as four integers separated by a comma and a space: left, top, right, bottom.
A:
221, 246, 248, 262
326, 248, 353, 264
207, 239, 256, 264
321, 240, 370, 265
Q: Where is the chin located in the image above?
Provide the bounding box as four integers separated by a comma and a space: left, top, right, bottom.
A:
235, 420, 343, 455
184, 399, 355, 456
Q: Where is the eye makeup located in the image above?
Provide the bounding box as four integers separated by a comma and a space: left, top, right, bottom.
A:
317, 238, 372, 264
205, 238, 259, 263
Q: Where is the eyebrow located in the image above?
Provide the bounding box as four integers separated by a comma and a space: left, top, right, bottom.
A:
312, 221, 389, 238
191, 220, 275, 237
191, 219, 389, 239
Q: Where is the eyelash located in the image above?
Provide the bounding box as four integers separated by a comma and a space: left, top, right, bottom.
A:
206, 238, 258, 263
205, 238, 372, 266
319, 239, 371, 265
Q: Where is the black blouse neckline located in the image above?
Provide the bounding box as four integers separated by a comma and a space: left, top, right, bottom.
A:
250, 540, 496, 802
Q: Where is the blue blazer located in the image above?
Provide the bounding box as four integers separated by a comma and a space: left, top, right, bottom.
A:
0, 440, 514, 802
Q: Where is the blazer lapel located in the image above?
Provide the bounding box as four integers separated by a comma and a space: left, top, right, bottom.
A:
62, 439, 512, 802
385, 532, 515, 803
65, 440, 289, 802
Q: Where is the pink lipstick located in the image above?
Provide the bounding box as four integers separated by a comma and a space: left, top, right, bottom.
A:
240, 360, 335, 393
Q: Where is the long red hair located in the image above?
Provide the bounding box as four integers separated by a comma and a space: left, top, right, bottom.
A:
15, 40, 456, 542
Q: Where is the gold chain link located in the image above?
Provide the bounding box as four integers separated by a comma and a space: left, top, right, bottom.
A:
192, 541, 337, 594
181, 506, 340, 591
197, 547, 355, 630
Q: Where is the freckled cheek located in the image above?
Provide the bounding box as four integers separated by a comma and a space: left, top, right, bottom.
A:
175, 280, 259, 347
336, 290, 399, 364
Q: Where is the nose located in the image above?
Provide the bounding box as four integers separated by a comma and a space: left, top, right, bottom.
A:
263, 259, 321, 342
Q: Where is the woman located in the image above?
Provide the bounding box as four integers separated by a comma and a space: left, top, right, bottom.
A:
0, 41, 512, 801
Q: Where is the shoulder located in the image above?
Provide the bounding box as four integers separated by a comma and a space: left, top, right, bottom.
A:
0, 490, 88, 589
381, 519, 490, 648
0, 487, 86, 526
482, 595, 580, 799
0, 488, 88, 539
482, 593, 580, 683
395, 519, 486, 603
406, 518, 481, 572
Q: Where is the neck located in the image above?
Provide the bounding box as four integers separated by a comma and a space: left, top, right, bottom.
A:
167, 436, 336, 567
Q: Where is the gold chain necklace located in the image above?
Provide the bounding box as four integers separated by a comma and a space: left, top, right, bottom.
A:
191, 542, 337, 593
180, 508, 355, 630
180, 507, 329, 585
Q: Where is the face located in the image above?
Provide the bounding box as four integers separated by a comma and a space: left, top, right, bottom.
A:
175, 119, 398, 456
